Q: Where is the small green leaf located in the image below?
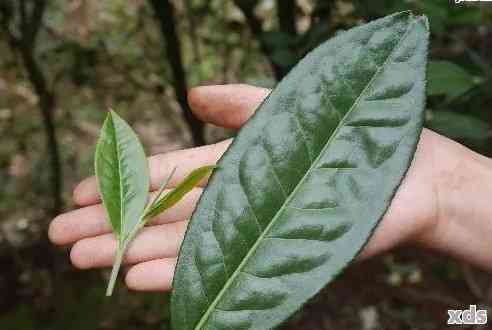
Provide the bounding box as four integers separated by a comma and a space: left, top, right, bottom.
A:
144, 165, 216, 220
95, 111, 209, 297
95, 110, 149, 296
95, 110, 149, 241
427, 60, 477, 100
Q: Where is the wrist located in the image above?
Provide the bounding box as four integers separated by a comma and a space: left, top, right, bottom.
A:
361, 129, 442, 259
414, 130, 492, 271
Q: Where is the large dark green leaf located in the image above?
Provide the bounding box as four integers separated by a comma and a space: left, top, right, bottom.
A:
95, 110, 149, 241
172, 11, 429, 330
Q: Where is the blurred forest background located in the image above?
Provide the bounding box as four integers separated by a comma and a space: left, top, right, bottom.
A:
1, 1, 492, 329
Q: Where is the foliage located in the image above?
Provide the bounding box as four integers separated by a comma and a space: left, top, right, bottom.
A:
95, 110, 214, 296
172, 12, 429, 329
427, 60, 479, 100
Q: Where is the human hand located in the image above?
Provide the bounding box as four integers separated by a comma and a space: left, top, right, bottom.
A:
49, 84, 492, 292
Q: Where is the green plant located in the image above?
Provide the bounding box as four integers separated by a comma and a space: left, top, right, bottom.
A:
427, 60, 480, 101
171, 11, 429, 329
95, 110, 214, 296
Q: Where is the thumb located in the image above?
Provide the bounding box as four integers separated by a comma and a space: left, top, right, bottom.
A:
188, 84, 270, 129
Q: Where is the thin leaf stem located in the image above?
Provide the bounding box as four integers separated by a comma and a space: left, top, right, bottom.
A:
105, 167, 173, 297
144, 166, 177, 218
106, 217, 147, 296
104, 165, 213, 296
106, 241, 126, 296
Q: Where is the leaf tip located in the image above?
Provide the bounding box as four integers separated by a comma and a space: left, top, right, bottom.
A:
417, 15, 430, 31
108, 108, 119, 120
398, 9, 413, 16
393, 10, 413, 20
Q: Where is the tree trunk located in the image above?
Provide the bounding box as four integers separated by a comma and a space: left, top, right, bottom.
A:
148, 0, 205, 146
19, 46, 62, 216
277, 0, 297, 37
234, 0, 286, 80
0, 0, 63, 216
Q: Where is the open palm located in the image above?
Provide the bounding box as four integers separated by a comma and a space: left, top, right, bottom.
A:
50, 84, 487, 292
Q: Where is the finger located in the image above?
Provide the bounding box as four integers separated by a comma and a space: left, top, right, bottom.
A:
125, 258, 176, 292
73, 139, 230, 206
49, 188, 201, 246
70, 221, 187, 270
188, 84, 270, 129
73, 84, 269, 207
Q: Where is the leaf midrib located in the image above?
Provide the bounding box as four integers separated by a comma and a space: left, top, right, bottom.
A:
109, 113, 125, 241
192, 17, 416, 330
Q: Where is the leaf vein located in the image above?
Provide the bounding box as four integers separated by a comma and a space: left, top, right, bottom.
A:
261, 143, 288, 198
192, 18, 418, 329
292, 112, 314, 164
